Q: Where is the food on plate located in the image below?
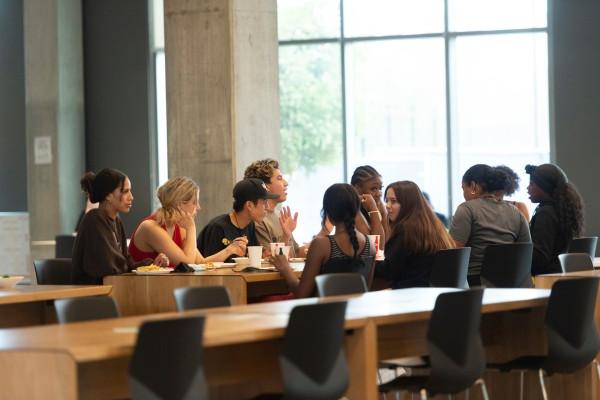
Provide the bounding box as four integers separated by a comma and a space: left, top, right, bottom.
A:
136, 264, 163, 272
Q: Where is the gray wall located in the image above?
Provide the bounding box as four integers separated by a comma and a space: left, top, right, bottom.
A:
0, 0, 27, 211
551, 0, 600, 243
82, 0, 156, 234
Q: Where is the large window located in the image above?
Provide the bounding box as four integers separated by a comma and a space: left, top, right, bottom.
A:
279, 0, 550, 242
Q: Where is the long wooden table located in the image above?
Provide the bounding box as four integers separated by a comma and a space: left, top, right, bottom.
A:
0, 285, 112, 328
104, 268, 302, 315
0, 287, 570, 399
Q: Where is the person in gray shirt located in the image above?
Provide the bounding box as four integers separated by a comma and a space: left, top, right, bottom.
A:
450, 164, 531, 286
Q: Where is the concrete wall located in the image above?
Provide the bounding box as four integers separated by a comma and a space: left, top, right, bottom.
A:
0, 0, 27, 211
82, 0, 156, 234
551, 0, 600, 241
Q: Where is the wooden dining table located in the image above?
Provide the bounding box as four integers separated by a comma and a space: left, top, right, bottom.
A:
0, 284, 112, 328
104, 267, 302, 315
0, 287, 578, 400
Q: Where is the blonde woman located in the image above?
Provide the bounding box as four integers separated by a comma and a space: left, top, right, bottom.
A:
129, 177, 246, 266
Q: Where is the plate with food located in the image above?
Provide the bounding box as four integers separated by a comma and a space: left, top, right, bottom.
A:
133, 265, 173, 275
190, 262, 237, 271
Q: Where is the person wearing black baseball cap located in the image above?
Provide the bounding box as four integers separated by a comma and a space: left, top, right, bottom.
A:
197, 178, 279, 261
526, 163, 585, 275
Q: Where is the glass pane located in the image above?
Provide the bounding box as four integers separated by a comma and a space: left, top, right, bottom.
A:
452, 33, 550, 215
344, 0, 444, 37
152, 0, 164, 49
155, 51, 168, 187
345, 39, 449, 215
277, 0, 340, 41
449, 0, 547, 31
279, 44, 344, 242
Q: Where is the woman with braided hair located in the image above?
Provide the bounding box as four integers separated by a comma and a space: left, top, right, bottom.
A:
526, 163, 585, 275
271, 183, 376, 298
350, 165, 389, 245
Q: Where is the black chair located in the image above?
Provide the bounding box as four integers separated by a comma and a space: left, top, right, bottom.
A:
480, 243, 533, 288
254, 301, 349, 400
173, 286, 231, 311
315, 273, 367, 297
429, 247, 471, 288
129, 316, 208, 400
489, 277, 600, 400
558, 253, 594, 273
55, 296, 120, 323
55, 234, 76, 258
568, 236, 598, 257
379, 289, 488, 399
320, 255, 375, 289
33, 258, 73, 284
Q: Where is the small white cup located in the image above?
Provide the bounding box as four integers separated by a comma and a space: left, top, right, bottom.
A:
269, 242, 285, 256
367, 234, 380, 255
247, 246, 263, 267
274, 245, 291, 259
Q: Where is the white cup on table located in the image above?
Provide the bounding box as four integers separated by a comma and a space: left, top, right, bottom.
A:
247, 246, 263, 268
269, 242, 285, 257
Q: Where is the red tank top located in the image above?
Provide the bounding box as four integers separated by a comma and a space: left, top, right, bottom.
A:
128, 215, 184, 268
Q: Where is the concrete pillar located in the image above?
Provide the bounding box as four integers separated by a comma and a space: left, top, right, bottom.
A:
164, 0, 280, 227
23, 0, 85, 243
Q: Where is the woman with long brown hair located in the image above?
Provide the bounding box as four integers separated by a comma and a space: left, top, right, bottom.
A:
374, 180, 454, 288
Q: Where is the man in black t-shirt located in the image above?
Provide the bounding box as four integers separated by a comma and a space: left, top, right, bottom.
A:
197, 178, 279, 262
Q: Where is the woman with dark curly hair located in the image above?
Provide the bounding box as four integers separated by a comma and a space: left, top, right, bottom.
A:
494, 165, 530, 221
526, 163, 585, 275
271, 183, 375, 298
450, 164, 531, 285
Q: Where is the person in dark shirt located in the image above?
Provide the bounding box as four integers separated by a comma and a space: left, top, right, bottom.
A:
375, 181, 455, 288
350, 165, 388, 245
197, 178, 279, 261
72, 169, 169, 284
422, 191, 448, 228
526, 163, 585, 275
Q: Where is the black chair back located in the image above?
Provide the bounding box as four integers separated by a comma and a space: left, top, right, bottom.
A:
280, 301, 349, 400
558, 253, 594, 273
320, 255, 374, 287
55, 234, 76, 258
173, 286, 231, 311
568, 237, 598, 257
429, 247, 471, 288
480, 243, 533, 288
543, 277, 600, 373
426, 289, 485, 395
129, 316, 207, 400
315, 273, 367, 297
33, 258, 73, 284
55, 296, 120, 323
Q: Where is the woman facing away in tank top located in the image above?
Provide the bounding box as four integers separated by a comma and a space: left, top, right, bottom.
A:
271, 183, 376, 298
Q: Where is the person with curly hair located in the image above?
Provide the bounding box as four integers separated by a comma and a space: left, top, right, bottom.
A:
494, 165, 530, 221
128, 177, 246, 266
243, 159, 309, 257
375, 181, 455, 288
526, 163, 585, 275
270, 183, 376, 298
450, 164, 531, 286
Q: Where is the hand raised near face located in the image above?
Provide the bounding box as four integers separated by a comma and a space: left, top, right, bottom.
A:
360, 194, 378, 212
279, 206, 298, 238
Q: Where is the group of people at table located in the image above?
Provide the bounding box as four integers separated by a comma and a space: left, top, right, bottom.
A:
72, 158, 585, 297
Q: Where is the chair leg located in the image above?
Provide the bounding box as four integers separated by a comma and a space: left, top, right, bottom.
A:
538, 369, 549, 400
419, 388, 428, 400
519, 370, 525, 400
594, 359, 600, 382
475, 378, 490, 400
465, 388, 470, 400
